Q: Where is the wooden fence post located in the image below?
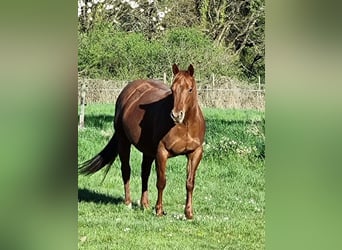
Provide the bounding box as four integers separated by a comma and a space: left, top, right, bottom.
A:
79, 82, 86, 128
163, 72, 167, 84
212, 73, 215, 88
257, 75, 261, 100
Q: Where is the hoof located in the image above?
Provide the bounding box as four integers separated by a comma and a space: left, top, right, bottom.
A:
124, 199, 132, 209
140, 200, 150, 209
185, 213, 193, 220
155, 208, 167, 217
156, 211, 167, 216
124, 199, 132, 205
185, 208, 193, 219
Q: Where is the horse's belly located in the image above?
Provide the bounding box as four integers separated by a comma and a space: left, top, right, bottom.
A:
122, 111, 162, 156
121, 109, 142, 138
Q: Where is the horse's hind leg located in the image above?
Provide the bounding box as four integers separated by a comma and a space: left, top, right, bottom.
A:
118, 135, 132, 207
140, 154, 154, 208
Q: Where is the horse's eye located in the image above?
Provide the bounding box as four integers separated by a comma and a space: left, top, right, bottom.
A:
189, 88, 193, 93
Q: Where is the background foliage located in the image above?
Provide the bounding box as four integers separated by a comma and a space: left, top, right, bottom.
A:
78, 0, 265, 83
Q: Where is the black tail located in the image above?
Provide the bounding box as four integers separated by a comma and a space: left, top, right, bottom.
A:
78, 133, 119, 183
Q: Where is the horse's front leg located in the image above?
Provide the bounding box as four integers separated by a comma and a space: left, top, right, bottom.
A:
185, 146, 203, 219
155, 145, 168, 216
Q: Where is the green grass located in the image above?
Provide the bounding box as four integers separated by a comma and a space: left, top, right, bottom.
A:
78, 104, 265, 249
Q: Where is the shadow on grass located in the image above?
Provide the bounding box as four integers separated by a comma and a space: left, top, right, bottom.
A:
82, 114, 114, 129
78, 188, 124, 205
78, 188, 140, 208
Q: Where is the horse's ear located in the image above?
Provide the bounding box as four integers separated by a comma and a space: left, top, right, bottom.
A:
172, 64, 179, 75
188, 64, 194, 76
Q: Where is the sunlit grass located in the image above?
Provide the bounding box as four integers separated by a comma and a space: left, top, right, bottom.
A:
78, 104, 265, 249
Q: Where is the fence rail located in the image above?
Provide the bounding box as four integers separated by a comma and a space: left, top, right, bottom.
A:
78, 77, 265, 110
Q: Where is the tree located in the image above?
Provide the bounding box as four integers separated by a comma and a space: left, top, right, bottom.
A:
78, 0, 265, 82
162, 0, 199, 29
78, 0, 171, 39
197, 0, 265, 81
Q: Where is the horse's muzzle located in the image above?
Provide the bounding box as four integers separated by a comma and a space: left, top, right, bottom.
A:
170, 110, 184, 124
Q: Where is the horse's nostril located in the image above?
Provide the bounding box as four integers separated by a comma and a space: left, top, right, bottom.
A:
171, 110, 185, 123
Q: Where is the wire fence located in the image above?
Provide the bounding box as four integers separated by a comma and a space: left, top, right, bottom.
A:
78, 77, 265, 110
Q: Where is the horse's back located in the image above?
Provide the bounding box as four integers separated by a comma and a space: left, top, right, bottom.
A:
115, 79, 169, 114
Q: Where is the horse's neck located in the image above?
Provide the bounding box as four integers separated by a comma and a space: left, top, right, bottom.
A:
185, 103, 201, 124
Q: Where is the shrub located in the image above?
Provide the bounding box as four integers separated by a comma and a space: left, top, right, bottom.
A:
78, 24, 244, 81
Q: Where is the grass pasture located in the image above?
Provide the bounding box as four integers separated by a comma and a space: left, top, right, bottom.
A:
78, 104, 265, 249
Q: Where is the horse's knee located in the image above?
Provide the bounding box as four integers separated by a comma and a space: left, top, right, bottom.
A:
157, 177, 166, 190
186, 179, 194, 191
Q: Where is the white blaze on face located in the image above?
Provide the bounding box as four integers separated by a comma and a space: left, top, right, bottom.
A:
170, 76, 194, 124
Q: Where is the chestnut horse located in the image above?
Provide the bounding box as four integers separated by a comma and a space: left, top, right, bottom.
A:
79, 64, 205, 219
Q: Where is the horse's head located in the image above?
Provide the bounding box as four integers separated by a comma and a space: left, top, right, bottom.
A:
170, 64, 197, 124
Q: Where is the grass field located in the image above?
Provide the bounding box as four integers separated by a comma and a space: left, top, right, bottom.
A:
78, 104, 265, 249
